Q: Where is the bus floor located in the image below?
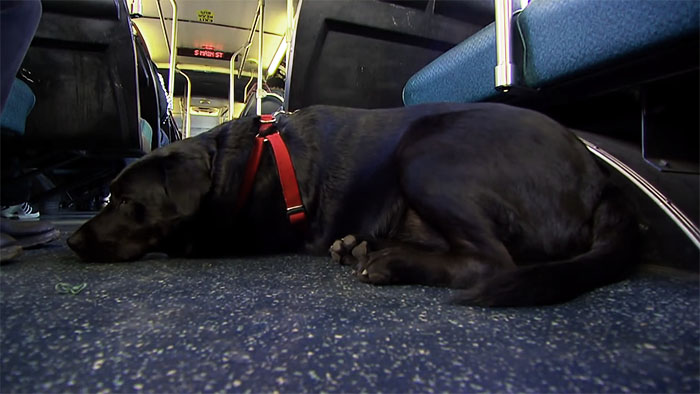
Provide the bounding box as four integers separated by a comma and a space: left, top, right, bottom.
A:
0, 214, 698, 393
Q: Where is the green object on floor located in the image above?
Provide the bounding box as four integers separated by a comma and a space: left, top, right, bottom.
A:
55, 282, 87, 295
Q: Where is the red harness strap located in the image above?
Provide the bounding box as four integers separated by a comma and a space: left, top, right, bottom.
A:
235, 137, 264, 212
235, 115, 307, 226
265, 132, 307, 225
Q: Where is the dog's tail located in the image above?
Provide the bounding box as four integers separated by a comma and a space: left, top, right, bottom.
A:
453, 186, 639, 307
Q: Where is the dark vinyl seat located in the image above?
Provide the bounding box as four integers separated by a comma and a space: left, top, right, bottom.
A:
22, 0, 149, 156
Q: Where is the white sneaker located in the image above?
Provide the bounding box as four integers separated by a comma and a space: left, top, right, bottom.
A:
0, 205, 17, 218
1, 203, 40, 220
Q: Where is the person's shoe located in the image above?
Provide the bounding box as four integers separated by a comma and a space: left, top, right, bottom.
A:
1, 202, 40, 220
0, 232, 23, 263
0, 205, 18, 218
15, 202, 40, 220
0, 219, 60, 249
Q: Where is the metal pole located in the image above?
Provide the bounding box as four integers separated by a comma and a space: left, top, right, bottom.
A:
167, 0, 178, 105
230, 3, 266, 121
238, 3, 261, 78
229, 47, 246, 121
155, 0, 170, 53
283, 0, 301, 111
494, 0, 514, 91
256, 0, 265, 116
175, 68, 191, 138
285, 0, 293, 72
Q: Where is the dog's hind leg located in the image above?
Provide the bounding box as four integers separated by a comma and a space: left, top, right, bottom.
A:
331, 237, 512, 288
330, 226, 514, 288
330, 208, 516, 288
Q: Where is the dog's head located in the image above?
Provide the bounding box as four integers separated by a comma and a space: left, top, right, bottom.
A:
67, 141, 214, 262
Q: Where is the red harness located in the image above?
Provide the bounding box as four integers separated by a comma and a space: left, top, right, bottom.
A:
235, 114, 306, 225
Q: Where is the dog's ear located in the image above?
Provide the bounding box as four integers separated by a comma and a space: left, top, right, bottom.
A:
161, 151, 212, 217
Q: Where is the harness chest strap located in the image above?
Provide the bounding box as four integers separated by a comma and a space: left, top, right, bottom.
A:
235, 115, 307, 226
235, 137, 264, 212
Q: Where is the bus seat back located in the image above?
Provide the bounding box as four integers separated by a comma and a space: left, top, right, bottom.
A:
22, 0, 147, 156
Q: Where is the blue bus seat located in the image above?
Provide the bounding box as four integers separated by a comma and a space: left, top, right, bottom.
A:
403, 0, 700, 105
518, 0, 700, 89
139, 118, 153, 151
403, 23, 497, 105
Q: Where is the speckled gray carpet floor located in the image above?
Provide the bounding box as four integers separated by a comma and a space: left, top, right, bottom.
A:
1, 221, 698, 393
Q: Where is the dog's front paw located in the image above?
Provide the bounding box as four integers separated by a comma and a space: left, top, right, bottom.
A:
329, 235, 361, 266
330, 236, 396, 284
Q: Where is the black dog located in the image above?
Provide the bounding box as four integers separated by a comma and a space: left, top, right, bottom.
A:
68, 103, 638, 306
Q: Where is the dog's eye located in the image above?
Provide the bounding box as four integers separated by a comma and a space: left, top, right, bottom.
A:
116, 199, 132, 211
118, 199, 146, 222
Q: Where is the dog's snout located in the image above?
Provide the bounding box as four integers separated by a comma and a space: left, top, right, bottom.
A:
67, 221, 149, 262
66, 231, 84, 252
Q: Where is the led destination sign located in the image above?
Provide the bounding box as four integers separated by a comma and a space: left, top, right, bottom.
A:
195, 48, 224, 59
178, 47, 234, 61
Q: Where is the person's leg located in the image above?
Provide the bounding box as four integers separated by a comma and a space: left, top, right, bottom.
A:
0, 1, 57, 263
0, 0, 42, 113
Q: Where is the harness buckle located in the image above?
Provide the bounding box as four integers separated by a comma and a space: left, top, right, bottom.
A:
260, 114, 276, 124
259, 114, 276, 135
286, 205, 305, 215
